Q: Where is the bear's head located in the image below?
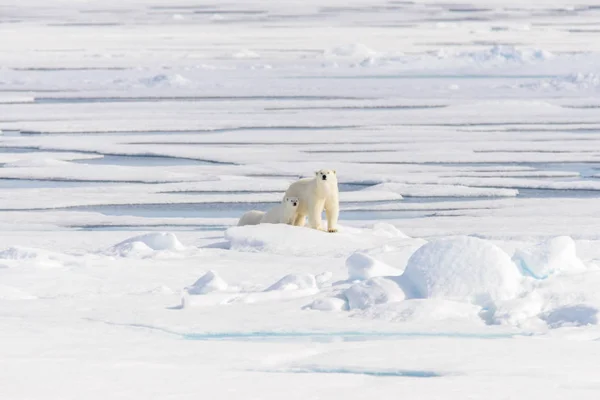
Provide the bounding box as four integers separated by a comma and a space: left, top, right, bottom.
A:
284, 196, 299, 208
315, 169, 337, 184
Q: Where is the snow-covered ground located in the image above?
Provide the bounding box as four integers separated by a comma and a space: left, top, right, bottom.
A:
3, 0, 600, 398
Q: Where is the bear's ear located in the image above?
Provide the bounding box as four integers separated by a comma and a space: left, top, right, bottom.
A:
333, 170, 336, 174
315, 171, 320, 176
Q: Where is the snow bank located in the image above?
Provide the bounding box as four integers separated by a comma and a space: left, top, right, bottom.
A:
513, 236, 586, 279
186, 271, 228, 295
224, 224, 415, 257
403, 236, 522, 306
343, 277, 406, 310
107, 232, 185, 257
346, 252, 401, 281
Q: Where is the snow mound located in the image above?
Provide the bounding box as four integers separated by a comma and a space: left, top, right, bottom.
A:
308, 297, 348, 312
265, 273, 317, 291
107, 233, 185, 257
513, 236, 586, 279
343, 277, 406, 310
403, 236, 522, 305
0, 285, 37, 300
139, 74, 190, 88
346, 252, 401, 281
186, 271, 228, 295
224, 224, 417, 257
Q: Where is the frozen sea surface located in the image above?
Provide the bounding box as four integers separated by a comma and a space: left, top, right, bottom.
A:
3, 1, 600, 399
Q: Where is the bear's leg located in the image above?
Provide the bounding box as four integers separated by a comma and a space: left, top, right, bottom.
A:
293, 213, 306, 227
325, 201, 339, 233
308, 201, 325, 230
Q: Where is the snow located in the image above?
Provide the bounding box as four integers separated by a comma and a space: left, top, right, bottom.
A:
106, 232, 185, 257
369, 223, 410, 239
366, 182, 519, 198
354, 299, 484, 324
308, 297, 348, 312
403, 236, 522, 305
0, 284, 37, 300
185, 271, 229, 295
265, 273, 318, 291
3, 0, 600, 398
513, 236, 587, 279
461, 45, 554, 65
224, 224, 419, 257
343, 277, 407, 310
0, 246, 76, 269
346, 252, 402, 280
491, 269, 600, 329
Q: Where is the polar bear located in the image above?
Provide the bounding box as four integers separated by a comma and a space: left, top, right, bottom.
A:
260, 197, 299, 224
237, 210, 265, 226
284, 169, 339, 232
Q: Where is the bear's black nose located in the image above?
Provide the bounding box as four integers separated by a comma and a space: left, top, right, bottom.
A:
293, 202, 297, 206
322, 175, 327, 180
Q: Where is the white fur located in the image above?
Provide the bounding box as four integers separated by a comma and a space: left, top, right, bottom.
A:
260, 197, 298, 224
284, 169, 339, 232
237, 210, 265, 226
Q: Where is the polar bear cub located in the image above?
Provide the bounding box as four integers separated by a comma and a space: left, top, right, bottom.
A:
260, 197, 299, 224
237, 210, 265, 226
284, 169, 339, 232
